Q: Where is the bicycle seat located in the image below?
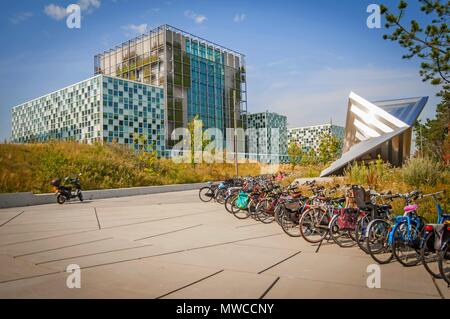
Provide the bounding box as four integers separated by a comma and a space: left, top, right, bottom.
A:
379, 204, 392, 210
404, 204, 418, 213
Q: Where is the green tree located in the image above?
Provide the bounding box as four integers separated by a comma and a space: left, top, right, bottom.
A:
302, 148, 318, 165
186, 115, 211, 167
287, 142, 304, 169
381, 1, 449, 163
317, 133, 342, 164
132, 133, 148, 152
137, 148, 159, 175
414, 90, 450, 161
381, 0, 449, 92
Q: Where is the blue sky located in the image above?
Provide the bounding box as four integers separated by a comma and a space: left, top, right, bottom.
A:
0, 0, 442, 141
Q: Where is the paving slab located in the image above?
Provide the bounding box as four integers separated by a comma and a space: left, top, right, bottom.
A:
433, 278, 450, 299
0, 254, 60, 283
0, 229, 97, 247
0, 259, 220, 298
264, 276, 439, 299
262, 250, 440, 297
0, 231, 112, 257
16, 237, 139, 265
0, 189, 447, 299
152, 242, 299, 274
0, 211, 25, 226
163, 270, 278, 299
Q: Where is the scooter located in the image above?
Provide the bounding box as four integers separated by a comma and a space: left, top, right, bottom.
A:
50, 173, 84, 204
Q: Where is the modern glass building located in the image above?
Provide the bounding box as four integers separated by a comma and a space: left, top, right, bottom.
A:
288, 123, 345, 152
94, 24, 247, 148
11, 75, 165, 154
246, 111, 288, 163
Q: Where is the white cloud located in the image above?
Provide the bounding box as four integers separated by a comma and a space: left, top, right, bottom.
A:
44, 0, 101, 20
10, 12, 33, 24
122, 23, 148, 36
44, 4, 68, 20
78, 0, 101, 13
233, 13, 246, 23
184, 10, 207, 24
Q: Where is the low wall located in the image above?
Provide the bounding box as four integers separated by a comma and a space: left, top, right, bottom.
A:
0, 183, 208, 209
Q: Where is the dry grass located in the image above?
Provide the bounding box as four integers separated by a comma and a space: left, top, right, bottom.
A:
0, 142, 261, 194
1, 142, 448, 223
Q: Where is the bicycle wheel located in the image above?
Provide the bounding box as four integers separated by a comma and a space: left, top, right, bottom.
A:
438, 240, 450, 285
329, 215, 356, 248
224, 195, 236, 214
274, 205, 283, 225
355, 215, 370, 254
299, 207, 329, 244
256, 198, 276, 224
231, 197, 250, 220
366, 219, 394, 264
280, 207, 301, 237
420, 231, 441, 279
215, 188, 227, 205
199, 187, 214, 202
247, 198, 260, 220
392, 222, 422, 267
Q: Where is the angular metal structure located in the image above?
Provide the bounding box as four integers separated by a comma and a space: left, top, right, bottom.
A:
320, 92, 428, 177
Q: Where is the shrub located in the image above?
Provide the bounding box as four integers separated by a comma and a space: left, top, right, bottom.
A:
344, 156, 391, 186
0, 142, 264, 194
401, 157, 444, 187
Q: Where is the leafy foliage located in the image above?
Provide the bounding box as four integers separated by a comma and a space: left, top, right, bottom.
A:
186, 115, 212, 167
401, 156, 445, 186
287, 142, 303, 169
344, 156, 391, 186
381, 0, 450, 91
414, 90, 450, 161
0, 142, 261, 194
317, 133, 342, 164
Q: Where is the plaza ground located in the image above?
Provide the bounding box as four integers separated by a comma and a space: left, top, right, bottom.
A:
0, 190, 448, 299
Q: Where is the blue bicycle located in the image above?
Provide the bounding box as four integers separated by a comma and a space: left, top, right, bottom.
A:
365, 191, 425, 265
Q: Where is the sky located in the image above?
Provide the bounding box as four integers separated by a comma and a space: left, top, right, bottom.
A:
0, 0, 443, 141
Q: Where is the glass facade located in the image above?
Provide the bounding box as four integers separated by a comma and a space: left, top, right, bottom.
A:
12, 76, 103, 144
288, 124, 345, 153
101, 76, 165, 153
94, 24, 247, 148
11, 75, 165, 154
246, 111, 288, 163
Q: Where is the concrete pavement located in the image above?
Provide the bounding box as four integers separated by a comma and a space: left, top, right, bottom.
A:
0, 190, 447, 299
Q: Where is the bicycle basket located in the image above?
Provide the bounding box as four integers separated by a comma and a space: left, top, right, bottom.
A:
285, 201, 301, 212
236, 192, 249, 209
433, 224, 447, 251
347, 186, 368, 208
337, 208, 359, 230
